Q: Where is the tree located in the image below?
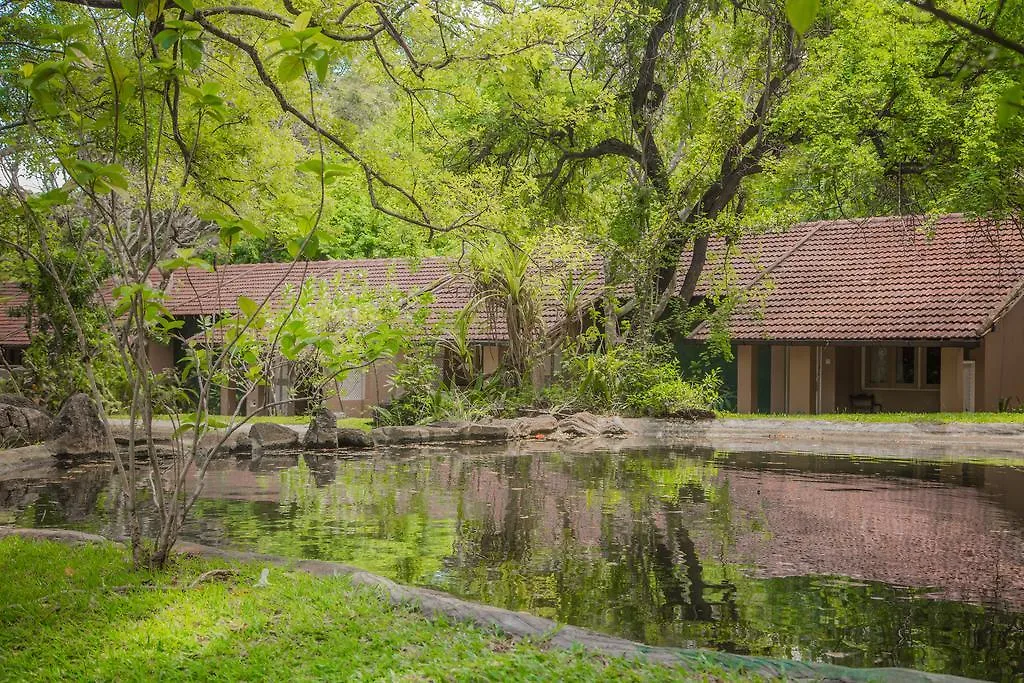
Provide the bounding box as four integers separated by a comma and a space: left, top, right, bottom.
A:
0, 0, 432, 566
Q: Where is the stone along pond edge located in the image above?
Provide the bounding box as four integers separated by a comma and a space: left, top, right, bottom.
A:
0, 527, 979, 683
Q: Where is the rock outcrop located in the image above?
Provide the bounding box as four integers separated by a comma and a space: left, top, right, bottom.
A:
302, 408, 338, 449
371, 415, 562, 446
247, 422, 299, 450
337, 428, 373, 449
46, 393, 111, 458
547, 412, 630, 440
0, 394, 52, 448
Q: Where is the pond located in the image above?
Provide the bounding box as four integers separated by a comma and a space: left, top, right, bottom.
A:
3, 443, 1024, 681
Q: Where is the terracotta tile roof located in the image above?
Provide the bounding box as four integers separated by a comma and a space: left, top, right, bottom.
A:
165, 256, 604, 343
1, 256, 603, 347
691, 214, 1024, 342
0, 281, 30, 347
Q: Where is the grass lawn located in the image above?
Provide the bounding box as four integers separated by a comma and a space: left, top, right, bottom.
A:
0, 537, 748, 682
720, 411, 1024, 424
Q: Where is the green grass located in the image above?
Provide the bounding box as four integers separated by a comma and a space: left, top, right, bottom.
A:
720, 411, 1024, 424
247, 415, 373, 431
0, 537, 753, 682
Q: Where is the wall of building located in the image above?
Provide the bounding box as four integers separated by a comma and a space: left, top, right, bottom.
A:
979, 295, 1024, 412
741, 343, 948, 414
832, 345, 942, 412
147, 340, 175, 375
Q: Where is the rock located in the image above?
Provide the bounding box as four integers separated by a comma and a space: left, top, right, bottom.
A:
554, 411, 606, 437
336, 428, 373, 449
551, 412, 633, 440
458, 423, 513, 441
0, 395, 51, 449
302, 408, 338, 449
247, 422, 299, 451
371, 425, 462, 445
0, 393, 41, 411
668, 408, 716, 421
46, 393, 110, 458
510, 415, 558, 438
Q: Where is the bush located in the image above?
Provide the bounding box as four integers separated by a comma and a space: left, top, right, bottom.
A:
374, 347, 530, 426
546, 336, 721, 417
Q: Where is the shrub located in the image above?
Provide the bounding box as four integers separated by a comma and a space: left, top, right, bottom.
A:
547, 335, 721, 417
373, 347, 529, 426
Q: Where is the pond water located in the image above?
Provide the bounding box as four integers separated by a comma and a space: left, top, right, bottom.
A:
3, 444, 1024, 681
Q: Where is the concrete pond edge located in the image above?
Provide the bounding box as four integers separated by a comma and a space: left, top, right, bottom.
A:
0, 527, 978, 683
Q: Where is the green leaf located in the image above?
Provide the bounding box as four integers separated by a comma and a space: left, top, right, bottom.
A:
144, 0, 166, 22
296, 158, 324, 175
237, 218, 265, 240
278, 54, 304, 82
998, 84, 1023, 127
175, 0, 194, 12
121, 0, 142, 16
180, 38, 203, 70
237, 295, 259, 319
219, 222, 243, 247
785, 0, 819, 36
314, 53, 330, 83
154, 29, 179, 50
292, 10, 312, 31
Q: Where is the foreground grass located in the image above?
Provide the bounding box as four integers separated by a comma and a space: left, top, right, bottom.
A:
0, 537, 746, 682
720, 411, 1024, 424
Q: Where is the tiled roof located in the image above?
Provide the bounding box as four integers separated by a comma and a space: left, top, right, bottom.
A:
164, 256, 603, 343
691, 214, 1024, 342
1, 256, 603, 347
0, 281, 30, 347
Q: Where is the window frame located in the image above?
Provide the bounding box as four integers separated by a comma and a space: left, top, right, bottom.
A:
861, 346, 940, 391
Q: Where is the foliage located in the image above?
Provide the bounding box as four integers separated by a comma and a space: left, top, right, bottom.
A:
0, 537, 739, 682
373, 345, 525, 426
546, 333, 722, 417
0, 199, 128, 411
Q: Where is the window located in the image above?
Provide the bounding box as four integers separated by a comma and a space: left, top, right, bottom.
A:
1, 347, 23, 365
862, 346, 943, 390
925, 347, 941, 386
896, 347, 916, 385
867, 347, 889, 386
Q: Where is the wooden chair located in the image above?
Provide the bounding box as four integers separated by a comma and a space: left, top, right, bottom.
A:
849, 392, 882, 413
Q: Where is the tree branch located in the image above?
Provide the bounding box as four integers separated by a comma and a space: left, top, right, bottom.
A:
905, 0, 1024, 58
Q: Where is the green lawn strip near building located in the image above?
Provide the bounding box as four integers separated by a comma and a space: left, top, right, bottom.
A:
720, 412, 1024, 424
0, 537, 755, 682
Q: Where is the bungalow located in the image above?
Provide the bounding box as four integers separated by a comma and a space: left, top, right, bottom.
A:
0, 256, 597, 417
0, 282, 29, 368
4, 213, 1023, 417
691, 214, 1024, 414
153, 256, 598, 417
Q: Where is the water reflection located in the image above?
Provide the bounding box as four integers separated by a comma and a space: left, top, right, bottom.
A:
4, 445, 1024, 680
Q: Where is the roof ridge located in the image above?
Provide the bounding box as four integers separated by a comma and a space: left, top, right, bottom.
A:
976, 277, 1024, 337
689, 222, 826, 338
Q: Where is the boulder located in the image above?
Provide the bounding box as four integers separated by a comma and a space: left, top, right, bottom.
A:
337, 428, 374, 449
550, 412, 632, 440
458, 423, 513, 441
507, 415, 558, 438
302, 408, 338, 449
371, 425, 462, 445
668, 408, 716, 421
247, 422, 299, 450
46, 393, 111, 458
0, 399, 52, 449
0, 393, 42, 411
